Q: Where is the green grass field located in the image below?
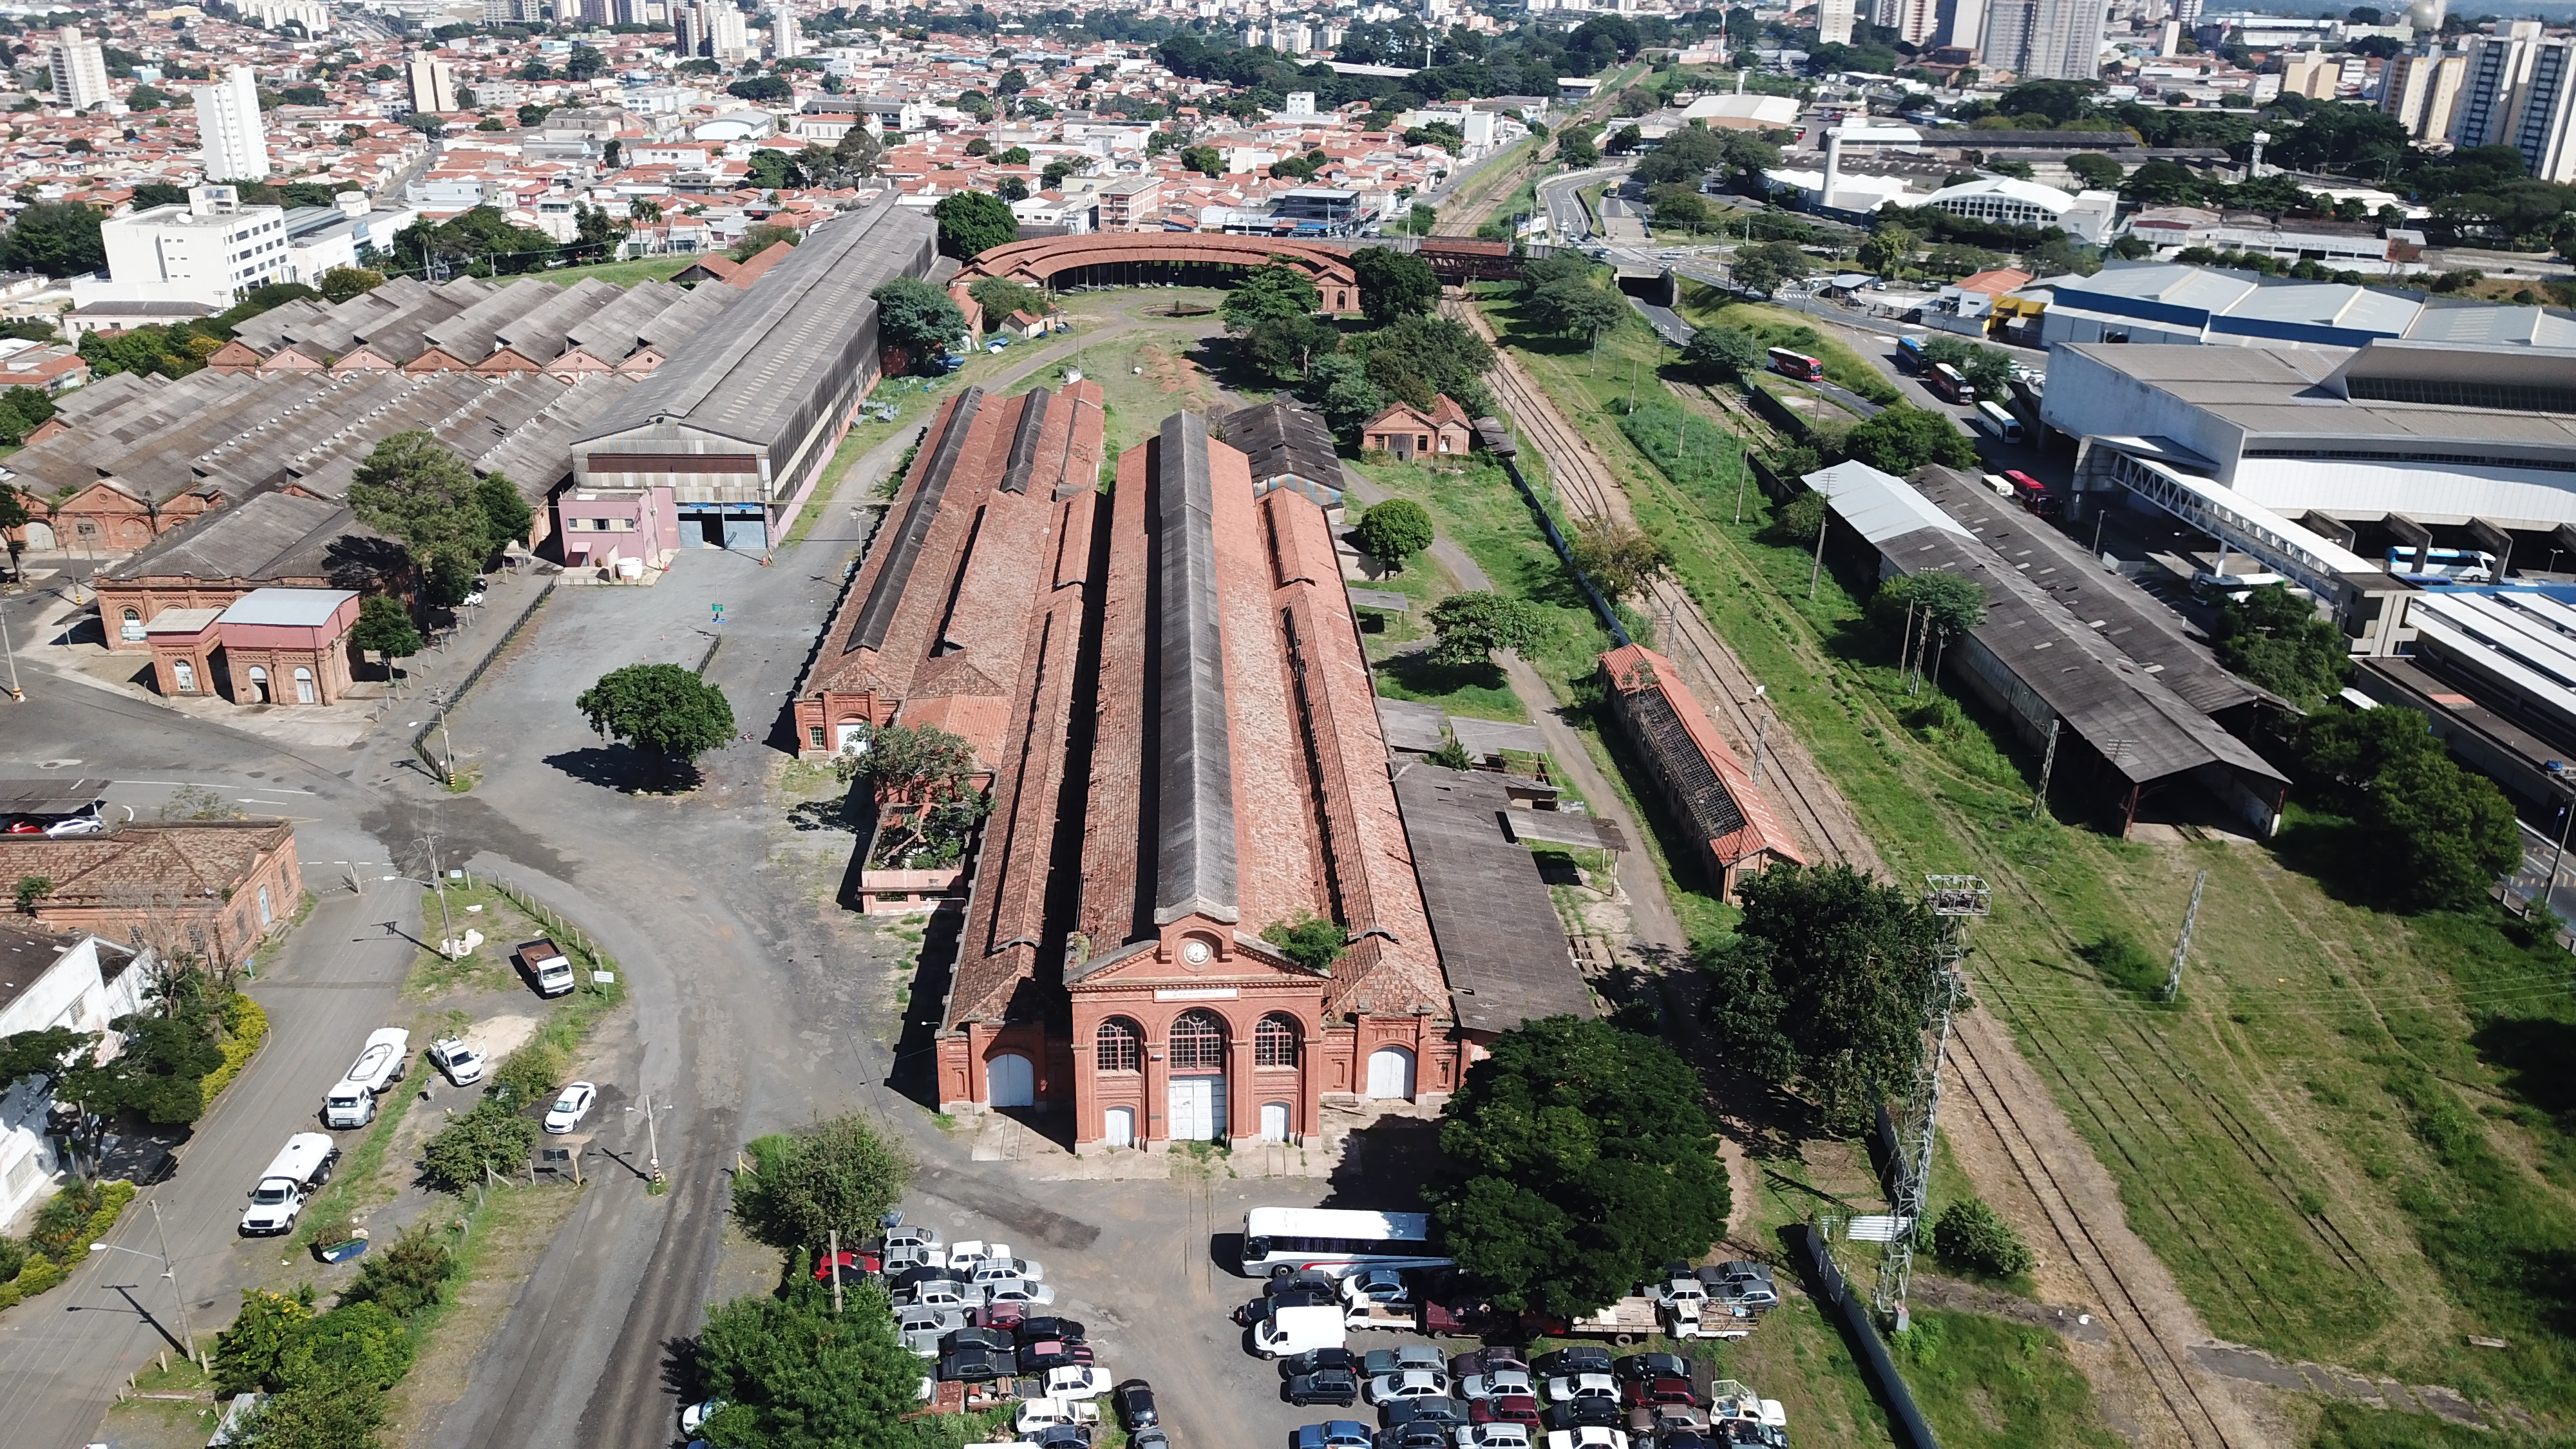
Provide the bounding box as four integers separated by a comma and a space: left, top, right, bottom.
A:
530, 254, 699, 287
1482, 285, 2576, 1429
1674, 285, 1902, 405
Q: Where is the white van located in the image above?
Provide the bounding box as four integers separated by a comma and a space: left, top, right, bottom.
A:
240, 1133, 341, 1235
1253, 1302, 1348, 1359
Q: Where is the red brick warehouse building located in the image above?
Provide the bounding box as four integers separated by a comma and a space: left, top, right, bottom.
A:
793, 392, 1593, 1152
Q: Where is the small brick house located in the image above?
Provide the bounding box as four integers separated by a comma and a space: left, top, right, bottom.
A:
0, 819, 305, 971
1360, 394, 1473, 462
213, 588, 361, 705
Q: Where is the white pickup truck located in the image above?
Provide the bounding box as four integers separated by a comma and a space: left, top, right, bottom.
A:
322, 1028, 411, 1129
239, 1133, 341, 1235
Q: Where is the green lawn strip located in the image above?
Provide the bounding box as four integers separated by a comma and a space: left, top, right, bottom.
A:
526, 254, 696, 288
1892, 1311, 2125, 1449
784, 423, 883, 546
285, 1081, 419, 1257
1486, 298, 2506, 1383
1671, 287, 1901, 404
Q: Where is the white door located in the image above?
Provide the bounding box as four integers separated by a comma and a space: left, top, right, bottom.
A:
1168, 1076, 1226, 1141
837, 722, 869, 752
1103, 1106, 1135, 1148
1260, 1101, 1291, 1142
1365, 1046, 1416, 1100
986, 1053, 1034, 1108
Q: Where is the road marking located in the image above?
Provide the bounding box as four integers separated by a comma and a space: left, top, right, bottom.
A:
124, 781, 316, 794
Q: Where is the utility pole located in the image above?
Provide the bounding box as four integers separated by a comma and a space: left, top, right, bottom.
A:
2031, 717, 2061, 822
419, 837, 455, 949
149, 1199, 198, 1368
1807, 500, 1828, 599
0, 605, 20, 701
2163, 869, 2208, 1002
1876, 875, 1989, 1324
643, 1090, 663, 1184
829, 1226, 844, 1314
2547, 784, 2575, 917
1748, 704, 1772, 786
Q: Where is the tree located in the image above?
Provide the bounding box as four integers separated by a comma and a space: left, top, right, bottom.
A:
1353, 499, 1434, 573
1680, 326, 1762, 383
0, 384, 52, 444
1651, 189, 1710, 233
274, 1301, 412, 1392
694, 1277, 924, 1449
1728, 240, 1809, 296
1, 201, 104, 278
1428, 592, 1542, 668
1530, 279, 1628, 347
1842, 405, 1978, 473
1240, 313, 1339, 381
1430, 1016, 1729, 1316
214, 1287, 317, 1396
575, 663, 737, 779
2211, 582, 2347, 708
2063, 151, 2124, 189
1220, 262, 1321, 332
2296, 708, 2521, 910
1179, 143, 1223, 175
1351, 246, 1440, 326
869, 276, 966, 374
1301, 354, 1386, 437
1931, 1198, 2033, 1278
1569, 520, 1673, 600
732, 222, 800, 261
1557, 128, 1599, 167
1701, 862, 1947, 1131
968, 276, 1047, 323
349, 596, 421, 685
732, 1112, 912, 1251
421, 1096, 541, 1191
1856, 225, 1917, 276
474, 473, 532, 549
316, 266, 384, 303
348, 431, 496, 605
1873, 570, 1985, 684
727, 73, 791, 102
1357, 313, 1495, 415
838, 721, 987, 867
337, 1222, 453, 1318
931, 189, 1016, 260
1261, 911, 1347, 972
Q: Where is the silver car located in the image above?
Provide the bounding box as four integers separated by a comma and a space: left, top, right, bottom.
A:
1368, 1370, 1454, 1405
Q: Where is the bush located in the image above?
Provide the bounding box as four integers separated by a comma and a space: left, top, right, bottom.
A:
229, 1384, 386, 1449
1260, 912, 1347, 972
421, 1097, 540, 1193
200, 992, 269, 1104
733, 1113, 912, 1251
275, 1300, 413, 1392
0, 1235, 23, 1283
9, 1253, 62, 1298
214, 1286, 317, 1396
1930, 1198, 2033, 1279
338, 1223, 453, 1318
492, 1041, 568, 1107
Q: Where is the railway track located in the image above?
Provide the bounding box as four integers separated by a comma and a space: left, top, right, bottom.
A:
1452, 298, 2257, 1449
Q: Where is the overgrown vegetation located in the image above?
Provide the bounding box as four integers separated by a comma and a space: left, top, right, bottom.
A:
734, 1113, 912, 1252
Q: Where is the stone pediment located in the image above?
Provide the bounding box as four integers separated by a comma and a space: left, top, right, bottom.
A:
1066, 923, 1330, 990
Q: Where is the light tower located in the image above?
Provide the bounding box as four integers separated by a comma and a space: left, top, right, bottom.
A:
1873, 874, 1989, 1325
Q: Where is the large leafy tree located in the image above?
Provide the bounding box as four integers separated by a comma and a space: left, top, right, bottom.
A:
348, 432, 498, 605
1871, 570, 1987, 681
1350, 245, 1440, 327
1, 202, 105, 277
732, 1112, 913, 1252
1240, 314, 1340, 381
1220, 261, 1321, 332
1430, 1016, 1729, 1316
1702, 863, 1947, 1132
1356, 312, 1494, 415
696, 1277, 924, 1449
1300, 354, 1387, 437
1354, 499, 1434, 573
1568, 521, 1672, 601
931, 189, 1016, 260
574, 663, 737, 779
1681, 326, 1762, 383
1842, 405, 1978, 474
869, 277, 966, 374
2211, 582, 2347, 708
1428, 591, 1541, 668
1530, 278, 1628, 346
2295, 708, 2521, 909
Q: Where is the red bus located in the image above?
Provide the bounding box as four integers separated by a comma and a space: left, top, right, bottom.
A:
1927, 362, 1975, 404
2004, 469, 2057, 515
1767, 347, 1825, 382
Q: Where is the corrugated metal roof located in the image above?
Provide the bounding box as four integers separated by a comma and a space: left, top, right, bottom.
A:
1393, 766, 1595, 1037
1804, 459, 1974, 545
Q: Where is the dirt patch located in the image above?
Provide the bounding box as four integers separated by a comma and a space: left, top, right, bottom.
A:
1913, 1272, 2110, 1343
464, 1014, 539, 1061
379, 1181, 587, 1444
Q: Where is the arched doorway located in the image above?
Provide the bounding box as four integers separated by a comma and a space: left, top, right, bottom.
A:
293, 666, 316, 704
1365, 1046, 1415, 1100
172, 660, 196, 694
836, 720, 868, 752
986, 1052, 1034, 1108
245, 666, 270, 703
1166, 1009, 1227, 1141
1260, 1102, 1291, 1142
1103, 1106, 1135, 1148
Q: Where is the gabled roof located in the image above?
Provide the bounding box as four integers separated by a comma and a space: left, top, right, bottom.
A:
1601, 643, 1804, 870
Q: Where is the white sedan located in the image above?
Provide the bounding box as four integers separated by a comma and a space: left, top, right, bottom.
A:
1546, 1374, 1615, 1405
984, 1276, 1057, 1307
1044, 1366, 1110, 1401
543, 1081, 597, 1133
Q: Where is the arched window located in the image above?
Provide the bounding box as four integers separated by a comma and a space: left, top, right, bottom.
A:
119, 609, 144, 643
292, 665, 316, 704
172, 659, 196, 693
1254, 1014, 1300, 1068
1169, 1009, 1227, 1070
1095, 1017, 1142, 1072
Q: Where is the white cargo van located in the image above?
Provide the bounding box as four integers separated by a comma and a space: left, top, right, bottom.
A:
1253, 1302, 1348, 1359
240, 1133, 341, 1235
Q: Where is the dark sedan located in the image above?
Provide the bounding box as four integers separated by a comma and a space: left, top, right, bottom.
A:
1280, 1347, 1360, 1379
1379, 1398, 1470, 1430
1533, 1347, 1613, 1379
1546, 1399, 1624, 1430
938, 1348, 1017, 1383
1288, 1368, 1361, 1408
940, 1327, 1012, 1355
1611, 1353, 1690, 1385
1019, 1338, 1098, 1372
1114, 1379, 1161, 1429
1016, 1316, 1090, 1344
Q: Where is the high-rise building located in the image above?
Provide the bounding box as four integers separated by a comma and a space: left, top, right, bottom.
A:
1818, 0, 1857, 43
2382, 50, 2465, 138
48, 26, 112, 112
1980, 0, 2108, 78
194, 66, 269, 182
771, 6, 801, 58
1937, 0, 1989, 52
1883, 0, 1939, 46
708, 3, 751, 62
95, 185, 290, 307
675, 3, 706, 57
2450, 23, 2543, 148
406, 53, 457, 113
2512, 37, 2576, 180
2280, 48, 2338, 99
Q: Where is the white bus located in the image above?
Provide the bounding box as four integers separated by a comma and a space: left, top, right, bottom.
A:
1974, 401, 2023, 443
1239, 1207, 1452, 1280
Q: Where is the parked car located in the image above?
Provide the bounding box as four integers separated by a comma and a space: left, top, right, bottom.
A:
1462, 1370, 1535, 1402
681, 1400, 724, 1435
1113, 1379, 1160, 1428
1014, 1397, 1101, 1439
1045, 1366, 1111, 1401
1470, 1396, 1541, 1428
1451, 1349, 1528, 1379
815, 1249, 882, 1287
970, 1256, 1048, 1284
1620, 1378, 1694, 1411
1382, 1398, 1471, 1430
1379, 1425, 1451, 1449
939, 1349, 1017, 1383
1294, 1421, 1377, 1449
1611, 1355, 1689, 1386
1131, 1430, 1171, 1449
1363, 1347, 1446, 1379
1281, 1347, 1359, 1379
985, 1277, 1057, 1307
1016, 1316, 1089, 1344
542, 1081, 596, 1133
904, 1279, 983, 1311
42, 815, 104, 837
884, 1225, 946, 1251
898, 1307, 965, 1336
1629, 1405, 1711, 1439
1544, 1428, 1631, 1449
941, 1327, 1013, 1355
1547, 1374, 1616, 1406
974, 1301, 1030, 1332
1019, 1338, 1097, 1372
1368, 1370, 1453, 1405
1289, 1368, 1361, 1408
461, 578, 488, 607
1343, 1267, 1410, 1303
1457, 1426, 1532, 1449
1533, 1349, 1611, 1379
426, 1036, 486, 1086
1027, 1427, 1093, 1449
1239, 1288, 1337, 1325
1545, 1401, 1624, 1432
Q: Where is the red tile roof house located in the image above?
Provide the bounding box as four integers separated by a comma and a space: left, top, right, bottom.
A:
1598, 644, 1806, 897
1, 819, 305, 975
791, 393, 1469, 1151
1359, 394, 1472, 463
